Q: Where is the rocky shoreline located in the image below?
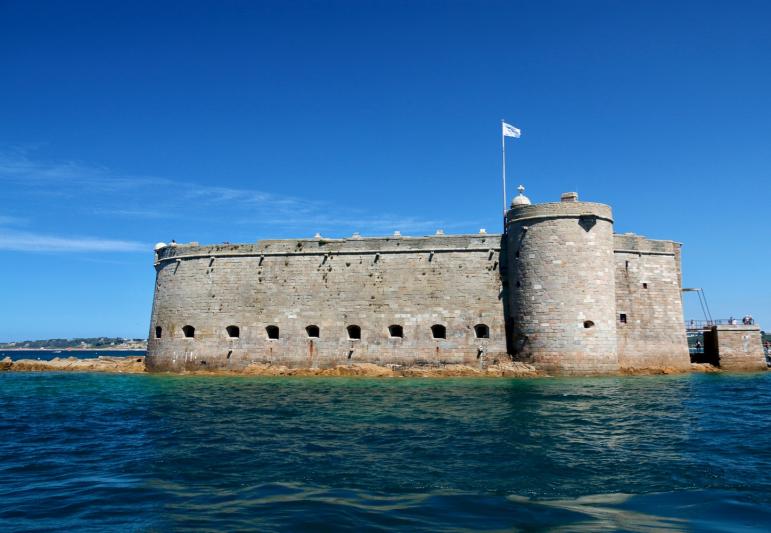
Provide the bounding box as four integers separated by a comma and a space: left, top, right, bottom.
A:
0, 355, 731, 377
0, 357, 541, 376
234, 361, 542, 377
1, 356, 146, 373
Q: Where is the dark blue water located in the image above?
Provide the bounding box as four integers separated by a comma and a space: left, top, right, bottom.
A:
0, 349, 146, 361
1, 372, 770, 531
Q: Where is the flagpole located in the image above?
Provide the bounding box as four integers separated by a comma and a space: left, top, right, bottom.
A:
501, 119, 507, 218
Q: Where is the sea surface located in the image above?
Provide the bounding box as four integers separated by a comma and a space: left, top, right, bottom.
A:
0, 349, 146, 361
1, 372, 770, 531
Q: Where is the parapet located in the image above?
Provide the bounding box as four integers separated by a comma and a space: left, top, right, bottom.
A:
154, 233, 502, 265
613, 233, 681, 255
506, 200, 613, 227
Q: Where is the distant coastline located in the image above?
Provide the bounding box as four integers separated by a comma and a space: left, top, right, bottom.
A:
0, 337, 147, 351
0, 347, 146, 351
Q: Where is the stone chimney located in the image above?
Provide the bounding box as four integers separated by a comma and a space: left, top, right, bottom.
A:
560, 192, 579, 202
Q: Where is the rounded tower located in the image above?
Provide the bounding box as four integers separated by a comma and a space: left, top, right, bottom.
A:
504, 189, 619, 374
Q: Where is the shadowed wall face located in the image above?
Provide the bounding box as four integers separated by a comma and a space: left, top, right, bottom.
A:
505, 202, 619, 375
614, 235, 691, 370
146, 236, 507, 371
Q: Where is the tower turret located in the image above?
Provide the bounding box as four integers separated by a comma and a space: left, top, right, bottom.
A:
504, 190, 619, 374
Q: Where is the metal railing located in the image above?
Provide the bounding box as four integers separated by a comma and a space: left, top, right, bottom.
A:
685, 318, 756, 330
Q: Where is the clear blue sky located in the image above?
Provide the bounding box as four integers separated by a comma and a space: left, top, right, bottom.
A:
0, 0, 769, 341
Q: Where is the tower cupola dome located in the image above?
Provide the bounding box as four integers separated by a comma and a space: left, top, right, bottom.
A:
511, 185, 531, 206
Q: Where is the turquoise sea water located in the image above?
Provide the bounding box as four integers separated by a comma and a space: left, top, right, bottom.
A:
0, 349, 146, 361
1, 372, 770, 531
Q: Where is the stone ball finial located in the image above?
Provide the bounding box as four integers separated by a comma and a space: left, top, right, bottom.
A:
511, 184, 531, 206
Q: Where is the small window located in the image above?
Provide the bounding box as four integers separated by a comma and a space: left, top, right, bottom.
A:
155, 326, 162, 339
474, 324, 489, 339
182, 325, 195, 338
619, 314, 627, 324
642, 283, 648, 289
388, 324, 404, 338
306, 325, 320, 338
226, 325, 240, 338
266, 325, 279, 339
431, 324, 446, 339
583, 320, 595, 329
347, 325, 361, 340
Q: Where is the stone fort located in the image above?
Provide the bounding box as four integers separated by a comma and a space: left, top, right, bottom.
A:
147, 187, 742, 375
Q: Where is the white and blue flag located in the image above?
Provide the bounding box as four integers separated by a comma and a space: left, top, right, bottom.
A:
502, 121, 521, 138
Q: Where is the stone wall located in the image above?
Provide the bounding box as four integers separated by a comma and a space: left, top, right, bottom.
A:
704, 325, 766, 371
613, 234, 691, 370
146, 200, 697, 375
504, 201, 619, 374
146, 234, 508, 371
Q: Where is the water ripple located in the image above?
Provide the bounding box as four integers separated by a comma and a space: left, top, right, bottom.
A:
1, 372, 770, 530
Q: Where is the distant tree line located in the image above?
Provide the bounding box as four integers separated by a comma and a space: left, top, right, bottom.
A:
0, 337, 146, 349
